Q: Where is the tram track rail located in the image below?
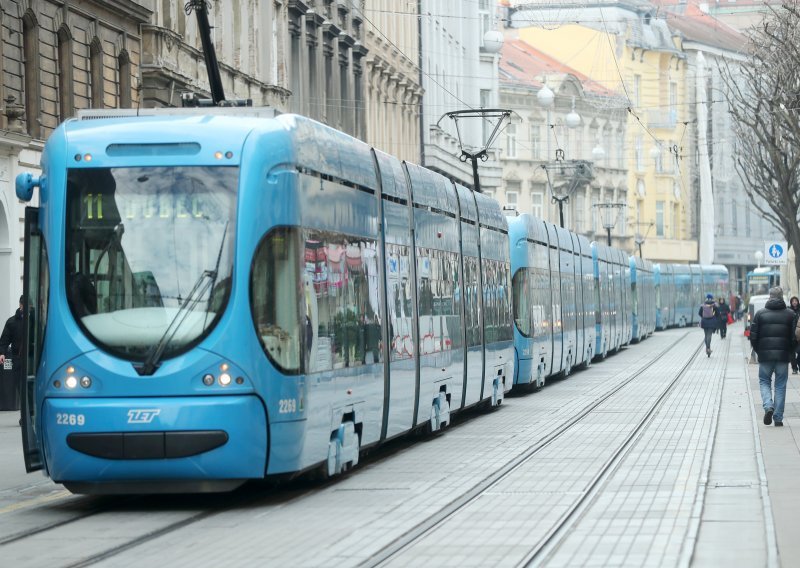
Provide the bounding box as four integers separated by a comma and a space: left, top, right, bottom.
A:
359, 332, 701, 568
0, 332, 696, 567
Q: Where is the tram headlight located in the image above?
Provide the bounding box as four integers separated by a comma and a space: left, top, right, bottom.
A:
202, 374, 215, 386
219, 373, 232, 386
65, 376, 78, 389
80, 376, 92, 389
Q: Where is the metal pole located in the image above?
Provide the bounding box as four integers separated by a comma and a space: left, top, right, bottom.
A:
606, 227, 611, 246
558, 200, 564, 228
637, 241, 643, 257
470, 154, 481, 194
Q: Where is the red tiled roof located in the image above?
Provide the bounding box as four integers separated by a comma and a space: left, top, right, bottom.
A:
499, 39, 617, 96
652, 0, 751, 52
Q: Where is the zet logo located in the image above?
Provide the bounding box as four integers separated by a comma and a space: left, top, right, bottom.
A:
769, 243, 784, 258
127, 409, 161, 424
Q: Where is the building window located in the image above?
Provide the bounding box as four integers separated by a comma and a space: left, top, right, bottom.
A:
22, 13, 41, 138
118, 51, 131, 108
90, 38, 104, 108
731, 201, 738, 235
506, 123, 517, 158
635, 136, 643, 171
57, 29, 74, 121
673, 203, 680, 238
745, 204, 751, 237
669, 82, 678, 124
480, 89, 491, 143
616, 133, 625, 169
531, 125, 541, 160
633, 74, 641, 107
479, 0, 490, 49
531, 190, 543, 219
656, 201, 664, 237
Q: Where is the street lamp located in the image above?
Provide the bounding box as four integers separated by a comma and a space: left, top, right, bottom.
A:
755, 250, 764, 268
634, 221, 654, 258
594, 202, 626, 245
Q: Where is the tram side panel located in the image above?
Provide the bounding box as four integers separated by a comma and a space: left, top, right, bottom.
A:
577, 235, 596, 364
508, 215, 534, 386
406, 164, 465, 428
476, 192, 514, 399
556, 226, 578, 374
456, 184, 484, 407
374, 151, 416, 439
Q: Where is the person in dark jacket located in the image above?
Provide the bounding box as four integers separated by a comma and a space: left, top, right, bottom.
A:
0, 296, 24, 365
750, 287, 796, 427
698, 293, 718, 357
717, 297, 731, 340
790, 296, 800, 374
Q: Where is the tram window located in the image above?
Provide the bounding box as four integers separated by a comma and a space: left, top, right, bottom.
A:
417, 249, 462, 353
512, 269, 531, 337
464, 256, 481, 347
303, 230, 381, 371
387, 243, 414, 361
66, 166, 237, 361
252, 228, 303, 373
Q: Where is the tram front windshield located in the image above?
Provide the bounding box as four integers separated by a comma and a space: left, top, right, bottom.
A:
65, 166, 238, 361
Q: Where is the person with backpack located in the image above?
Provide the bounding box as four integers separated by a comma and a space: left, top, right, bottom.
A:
698, 293, 718, 356
750, 287, 796, 426
717, 297, 731, 340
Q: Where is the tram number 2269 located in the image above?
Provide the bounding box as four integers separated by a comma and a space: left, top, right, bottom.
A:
278, 399, 297, 414
56, 413, 86, 426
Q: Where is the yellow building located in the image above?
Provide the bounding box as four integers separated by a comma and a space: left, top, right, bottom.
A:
516, 11, 697, 262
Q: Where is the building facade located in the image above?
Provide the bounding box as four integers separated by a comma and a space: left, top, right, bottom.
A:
498, 38, 630, 247
512, 2, 698, 262
142, 0, 367, 139
363, 0, 422, 163
0, 0, 150, 320
664, 1, 784, 294
420, 0, 503, 193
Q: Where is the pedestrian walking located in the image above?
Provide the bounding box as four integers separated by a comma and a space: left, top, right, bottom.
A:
717, 297, 731, 340
790, 296, 800, 374
699, 293, 718, 357
750, 286, 796, 427
0, 296, 24, 419
736, 293, 744, 321
0, 296, 23, 365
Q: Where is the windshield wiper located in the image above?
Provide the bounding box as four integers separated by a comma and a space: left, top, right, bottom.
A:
137, 269, 215, 376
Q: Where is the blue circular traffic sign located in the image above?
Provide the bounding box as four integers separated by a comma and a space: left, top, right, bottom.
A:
769, 243, 784, 258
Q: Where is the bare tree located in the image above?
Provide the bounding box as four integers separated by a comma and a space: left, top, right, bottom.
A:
721, 2, 800, 277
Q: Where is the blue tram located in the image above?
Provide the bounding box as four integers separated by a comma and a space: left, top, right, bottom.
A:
15, 113, 514, 493
630, 256, 655, 341
15, 110, 730, 493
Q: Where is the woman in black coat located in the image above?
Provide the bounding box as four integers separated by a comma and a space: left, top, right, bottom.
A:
790, 296, 800, 373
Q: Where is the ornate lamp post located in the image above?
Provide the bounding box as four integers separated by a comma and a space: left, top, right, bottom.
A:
594, 202, 626, 246
633, 221, 654, 258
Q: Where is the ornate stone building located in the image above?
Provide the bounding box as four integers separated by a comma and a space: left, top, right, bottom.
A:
498, 38, 629, 247
0, 0, 150, 320
141, 1, 368, 138
363, 0, 422, 164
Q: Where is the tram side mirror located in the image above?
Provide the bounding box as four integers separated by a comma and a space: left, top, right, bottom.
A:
16, 172, 43, 202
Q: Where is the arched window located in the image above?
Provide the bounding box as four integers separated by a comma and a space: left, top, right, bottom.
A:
118, 51, 131, 108
22, 12, 41, 138
90, 38, 104, 108
57, 28, 74, 122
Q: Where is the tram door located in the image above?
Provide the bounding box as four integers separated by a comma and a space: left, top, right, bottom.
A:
20, 207, 45, 472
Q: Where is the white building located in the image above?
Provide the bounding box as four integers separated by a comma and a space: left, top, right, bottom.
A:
420, 0, 503, 193
665, 2, 784, 294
